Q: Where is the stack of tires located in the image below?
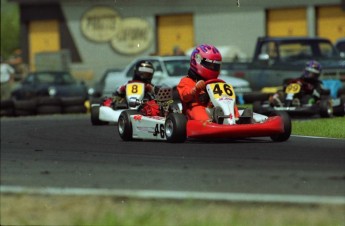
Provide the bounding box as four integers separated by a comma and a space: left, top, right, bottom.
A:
60, 97, 87, 114
0, 96, 87, 117
0, 99, 15, 117
13, 99, 37, 116
36, 97, 62, 115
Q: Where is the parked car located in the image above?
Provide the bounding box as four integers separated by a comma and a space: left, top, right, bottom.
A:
222, 37, 345, 91
7, 71, 89, 116
102, 55, 252, 103
335, 37, 345, 58
88, 68, 122, 99
11, 71, 89, 100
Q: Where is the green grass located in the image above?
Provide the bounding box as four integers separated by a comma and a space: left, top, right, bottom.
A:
292, 117, 345, 139
2, 195, 344, 226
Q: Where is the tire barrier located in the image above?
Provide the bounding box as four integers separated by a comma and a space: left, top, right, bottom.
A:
0, 96, 88, 117
0, 99, 15, 117
60, 97, 87, 114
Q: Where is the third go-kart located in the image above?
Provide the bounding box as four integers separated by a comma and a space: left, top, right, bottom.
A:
253, 81, 345, 118
91, 82, 148, 125
118, 79, 291, 143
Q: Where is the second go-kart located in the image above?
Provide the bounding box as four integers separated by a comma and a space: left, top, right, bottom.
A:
118, 79, 291, 143
253, 80, 345, 118
90, 82, 149, 125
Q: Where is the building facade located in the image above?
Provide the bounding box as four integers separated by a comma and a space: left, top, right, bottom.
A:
11, 0, 345, 81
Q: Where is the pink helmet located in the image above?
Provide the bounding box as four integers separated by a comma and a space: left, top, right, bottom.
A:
190, 44, 222, 80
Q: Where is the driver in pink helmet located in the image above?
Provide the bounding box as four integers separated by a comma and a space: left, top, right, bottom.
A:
177, 44, 240, 121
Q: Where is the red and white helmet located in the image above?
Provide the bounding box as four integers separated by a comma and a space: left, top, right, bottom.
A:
190, 44, 222, 80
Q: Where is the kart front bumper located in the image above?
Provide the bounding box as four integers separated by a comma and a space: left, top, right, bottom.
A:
186, 116, 284, 139
260, 105, 319, 116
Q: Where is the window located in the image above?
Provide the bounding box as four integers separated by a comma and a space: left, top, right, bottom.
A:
280, 43, 312, 61
319, 42, 335, 57
164, 60, 189, 77
260, 42, 278, 59
36, 73, 55, 84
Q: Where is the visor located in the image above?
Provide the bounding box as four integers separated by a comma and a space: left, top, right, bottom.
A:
139, 72, 153, 80
201, 58, 221, 71
138, 66, 154, 73
305, 72, 318, 78
305, 67, 320, 74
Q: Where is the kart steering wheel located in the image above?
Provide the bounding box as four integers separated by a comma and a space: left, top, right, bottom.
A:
205, 78, 226, 85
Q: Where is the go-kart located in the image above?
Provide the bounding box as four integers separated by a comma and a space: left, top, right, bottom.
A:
90, 82, 149, 125
253, 80, 345, 118
118, 79, 291, 143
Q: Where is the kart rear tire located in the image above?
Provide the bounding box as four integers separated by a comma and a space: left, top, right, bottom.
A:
118, 110, 137, 141
319, 99, 333, 118
91, 105, 108, 126
165, 113, 187, 143
270, 111, 291, 142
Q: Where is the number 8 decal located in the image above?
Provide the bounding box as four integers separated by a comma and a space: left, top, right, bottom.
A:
132, 85, 138, 93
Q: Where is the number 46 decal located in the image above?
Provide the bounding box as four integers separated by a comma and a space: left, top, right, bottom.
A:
210, 82, 235, 99
153, 124, 165, 138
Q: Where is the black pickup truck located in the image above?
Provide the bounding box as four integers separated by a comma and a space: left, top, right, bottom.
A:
223, 37, 345, 100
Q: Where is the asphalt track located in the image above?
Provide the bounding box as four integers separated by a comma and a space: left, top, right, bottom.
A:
1, 114, 345, 204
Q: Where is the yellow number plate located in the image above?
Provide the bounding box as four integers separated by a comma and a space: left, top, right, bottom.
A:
285, 83, 301, 94
126, 83, 144, 95
209, 82, 235, 99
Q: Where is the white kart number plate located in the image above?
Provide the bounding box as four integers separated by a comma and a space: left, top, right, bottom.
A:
126, 83, 144, 96
286, 93, 294, 100
209, 82, 236, 99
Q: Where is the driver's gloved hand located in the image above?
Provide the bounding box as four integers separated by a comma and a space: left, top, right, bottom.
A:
198, 92, 209, 104
145, 84, 154, 93
312, 89, 321, 98
191, 80, 206, 95
112, 95, 125, 103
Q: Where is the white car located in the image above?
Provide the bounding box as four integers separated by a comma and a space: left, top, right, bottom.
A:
103, 55, 252, 103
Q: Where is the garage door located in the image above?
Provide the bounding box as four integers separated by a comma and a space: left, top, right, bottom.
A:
267, 8, 307, 37
317, 5, 345, 43
29, 20, 60, 71
157, 14, 194, 56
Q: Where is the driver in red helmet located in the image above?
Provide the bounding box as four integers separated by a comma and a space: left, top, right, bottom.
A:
177, 44, 240, 121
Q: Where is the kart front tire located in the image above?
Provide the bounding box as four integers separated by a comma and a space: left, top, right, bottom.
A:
165, 113, 187, 143
319, 99, 333, 118
333, 95, 345, 117
118, 110, 137, 141
270, 111, 291, 142
91, 105, 108, 126
252, 101, 263, 114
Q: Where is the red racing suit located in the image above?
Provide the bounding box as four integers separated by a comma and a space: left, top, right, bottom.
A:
177, 76, 240, 121
177, 76, 212, 121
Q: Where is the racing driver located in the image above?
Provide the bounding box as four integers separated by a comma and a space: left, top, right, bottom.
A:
177, 44, 240, 121
113, 60, 155, 103
269, 60, 326, 106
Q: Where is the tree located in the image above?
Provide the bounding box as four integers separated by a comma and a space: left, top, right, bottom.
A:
0, 0, 20, 59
